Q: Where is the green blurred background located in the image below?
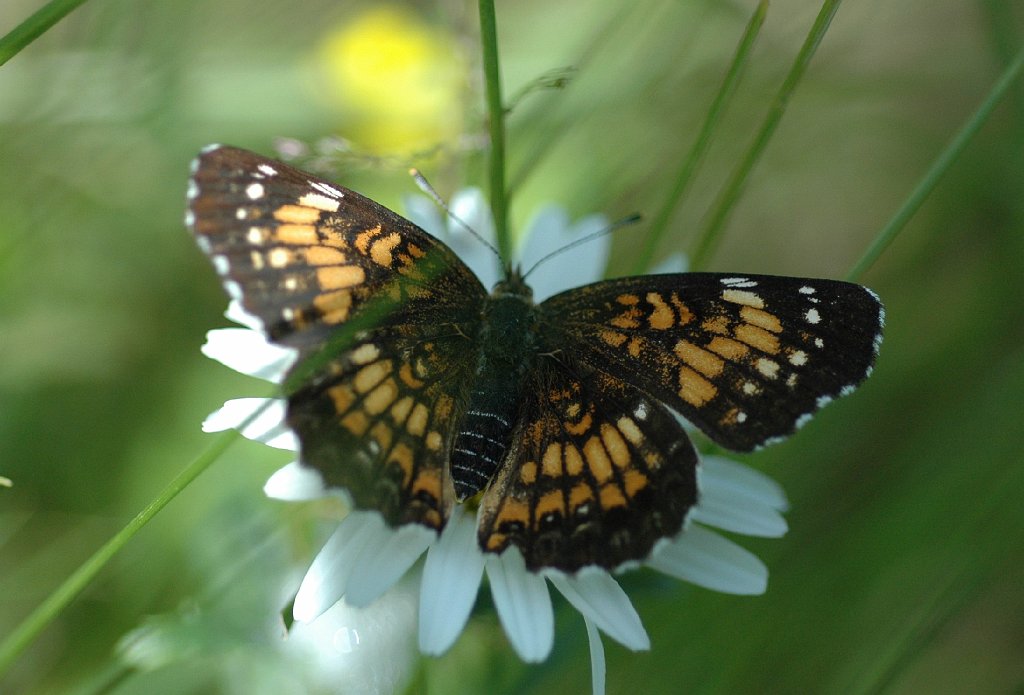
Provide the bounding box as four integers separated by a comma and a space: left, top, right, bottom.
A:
2, 0, 1023, 693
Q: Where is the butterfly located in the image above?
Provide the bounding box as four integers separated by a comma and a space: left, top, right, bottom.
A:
187, 145, 884, 573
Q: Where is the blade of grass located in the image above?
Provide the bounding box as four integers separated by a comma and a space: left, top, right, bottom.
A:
478, 0, 511, 263
0, 401, 277, 676
846, 45, 1024, 282
0, 0, 91, 67
689, 0, 844, 270
632, 0, 769, 274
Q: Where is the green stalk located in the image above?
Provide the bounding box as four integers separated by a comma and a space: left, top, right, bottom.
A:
846, 45, 1024, 282
0, 0, 90, 67
689, 0, 843, 270
478, 0, 511, 263
633, 0, 769, 274
0, 424, 251, 675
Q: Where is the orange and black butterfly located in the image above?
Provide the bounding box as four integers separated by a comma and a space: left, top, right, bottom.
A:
187, 146, 883, 573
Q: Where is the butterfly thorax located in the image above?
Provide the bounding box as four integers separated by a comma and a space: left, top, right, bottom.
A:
450, 272, 539, 501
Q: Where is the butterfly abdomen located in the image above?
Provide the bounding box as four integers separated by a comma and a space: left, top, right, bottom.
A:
451, 289, 538, 501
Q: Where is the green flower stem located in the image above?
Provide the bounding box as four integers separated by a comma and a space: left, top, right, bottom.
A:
846, 45, 1024, 282
633, 0, 769, 275
689, 0, 843, 270
0, 0, 90, 67
0, 422, 254, 676
478, 0, 511, 263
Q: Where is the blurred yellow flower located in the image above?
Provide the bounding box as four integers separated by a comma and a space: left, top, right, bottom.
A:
314, 5, 466, 152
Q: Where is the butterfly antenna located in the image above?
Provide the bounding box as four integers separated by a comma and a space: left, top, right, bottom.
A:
521, 213, 642, 281
410, 169, 502, 262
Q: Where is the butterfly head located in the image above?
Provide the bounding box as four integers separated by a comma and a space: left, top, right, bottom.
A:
491, 264, 534, 303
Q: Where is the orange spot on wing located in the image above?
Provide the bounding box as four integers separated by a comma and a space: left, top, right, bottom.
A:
313, 289, 353, 323
722, 289, 764, 308
564, 411, 593, 436
646, 292, 674, 329
740, 306, 783, 333
599, 484, 627, 509
707, 336, 749, 361
317, 265, 365, 290
370, 233, 402, 267
273, 204, 322, 225
541, 442, 562, 477
623, 470, 648, 497
342, 411, 369, 436
411, 466, 440, 499
584, 436, 614, 483
734, 323, 781, 354
617, 416, 643, 446
564, 443, 584, 475
494, 498, 529, 531
600, 423, 631, 468
670, 294, 694, 325
569, 483, 594, 510
275, 224, 319, 245
305, 246, 347, 266
354, 361, 390, 393
399, 362, 425, 389
354, 225, 382, 254
370, 422, 393, 452
702, 315, 731, 335
406, 403, 428, 436
364, 378, 398, 415
678, 366, 717, 406
327, 384, 355, 413
674, 340, 726, 378
599, 330, 628, 347
535, 490, 564, 522
390, 396, 413, 424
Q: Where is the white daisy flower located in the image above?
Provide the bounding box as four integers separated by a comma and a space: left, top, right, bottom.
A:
200, 190, 788, 695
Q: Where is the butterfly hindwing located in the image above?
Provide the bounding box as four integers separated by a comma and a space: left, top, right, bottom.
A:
539, 273, 883, 451
478, 355, 698, 572
287, 326, 476, 530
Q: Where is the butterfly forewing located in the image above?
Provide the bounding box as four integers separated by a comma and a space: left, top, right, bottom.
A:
478, 355, 698, 572
187, 145, 486, 358
539, 273, 883, 451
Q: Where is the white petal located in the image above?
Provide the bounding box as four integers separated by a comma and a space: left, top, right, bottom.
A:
225, 298, 263, 332
450, 188, 495, 245
647, 525, 768, 595
519, 207, 609, 302
293, 512, 382, 622
201, 327, 297, 383
691, 478, 788, 538
343, 521, 435, 608
485, 548, 554, 662
402, 193, 445, 238
263, 462, 327, 501
585, 616, 606, 695
548, 570, 649, 651
418, 506, 485, 655
286, 583, 418, 693
700, 456, 789, 511
449, 188, 501, 288
202, 398, 298, 451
